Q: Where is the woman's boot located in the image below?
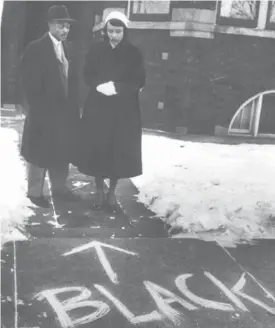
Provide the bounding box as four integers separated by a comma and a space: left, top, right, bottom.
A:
93, 176, 105, 210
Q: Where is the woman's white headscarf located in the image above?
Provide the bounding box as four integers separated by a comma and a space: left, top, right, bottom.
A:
104, 11, 129, 27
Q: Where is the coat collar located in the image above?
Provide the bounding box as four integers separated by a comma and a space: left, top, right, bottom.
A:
106, 38, 128, 53
41, 33, 70, 60
48, 32, 61, 47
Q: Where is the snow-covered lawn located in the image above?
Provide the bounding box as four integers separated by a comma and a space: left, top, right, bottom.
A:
0, 127, 32, 248
132, 133, 275, 247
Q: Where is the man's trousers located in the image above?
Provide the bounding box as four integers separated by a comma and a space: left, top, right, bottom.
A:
27, 162, 69, 197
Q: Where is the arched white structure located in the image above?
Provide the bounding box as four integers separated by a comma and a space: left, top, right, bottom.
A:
228, 90, 275, 138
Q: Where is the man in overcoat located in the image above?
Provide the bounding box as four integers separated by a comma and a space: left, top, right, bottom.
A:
20, 5, 80, 208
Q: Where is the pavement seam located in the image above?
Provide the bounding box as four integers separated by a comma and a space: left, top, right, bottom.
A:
13, 240, 19, 328
45, 173, 64, 229
218, 243, 275, 302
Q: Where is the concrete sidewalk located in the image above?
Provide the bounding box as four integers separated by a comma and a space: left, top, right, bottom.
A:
1, 109, 275, 328
2, 238, 275, 328
24, 165, 168, 239
1, 109, 168, 239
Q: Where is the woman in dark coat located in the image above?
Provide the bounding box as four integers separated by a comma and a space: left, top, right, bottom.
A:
77, 11, 146, 210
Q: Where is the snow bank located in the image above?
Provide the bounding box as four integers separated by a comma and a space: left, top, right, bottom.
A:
132, 134, 275, 247
0, 127, 32, 248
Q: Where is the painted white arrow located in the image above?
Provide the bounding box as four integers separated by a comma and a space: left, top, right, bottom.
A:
63, 241, 138, 284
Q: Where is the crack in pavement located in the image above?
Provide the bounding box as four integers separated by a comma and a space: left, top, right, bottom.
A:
218, 243, 275, 303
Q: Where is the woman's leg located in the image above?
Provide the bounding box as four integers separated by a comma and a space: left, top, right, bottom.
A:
107, 178, 118, 207
94, 176, 105, 208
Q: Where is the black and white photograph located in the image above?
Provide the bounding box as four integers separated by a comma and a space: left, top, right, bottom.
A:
1, 1, 275, 327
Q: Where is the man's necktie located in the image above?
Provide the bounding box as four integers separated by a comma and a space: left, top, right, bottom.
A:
59, 44, 69, 78
58, 43, 69, 96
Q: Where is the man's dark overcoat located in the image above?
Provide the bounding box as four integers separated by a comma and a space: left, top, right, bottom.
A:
77, 38, 146, 178
20, 33, 80, 169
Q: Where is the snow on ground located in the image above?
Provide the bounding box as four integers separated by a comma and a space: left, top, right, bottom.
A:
0, 127, 33, 248
132, 133, 275, 247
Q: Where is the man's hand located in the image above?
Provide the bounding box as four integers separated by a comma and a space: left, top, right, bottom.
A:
96, 81, 117, 96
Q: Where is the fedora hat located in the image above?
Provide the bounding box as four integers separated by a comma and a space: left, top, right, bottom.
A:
47, 5, 76, 23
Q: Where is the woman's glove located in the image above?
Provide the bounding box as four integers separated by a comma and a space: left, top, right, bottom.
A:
96, 81, 117, 96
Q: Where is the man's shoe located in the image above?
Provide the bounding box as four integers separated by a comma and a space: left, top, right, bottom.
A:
27, 195, 50, 208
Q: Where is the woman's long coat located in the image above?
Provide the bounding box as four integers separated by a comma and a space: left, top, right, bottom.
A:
77, 39, 146, 178
19, 33, 80, 169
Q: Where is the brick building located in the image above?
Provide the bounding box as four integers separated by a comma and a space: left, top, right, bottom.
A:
2, 0, 275, 135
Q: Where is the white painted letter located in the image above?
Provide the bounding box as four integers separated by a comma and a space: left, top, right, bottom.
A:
94, 284, 163, 324
204, 272, 249, 312
175, 274, 235, 311
34, 286, 110, 328
231, 273, 275, 315
63, 241, 138, 284
144, 280, 198, 326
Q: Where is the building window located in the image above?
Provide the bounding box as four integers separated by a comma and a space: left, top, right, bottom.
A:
217, 0, 260, 28
220, 0, 257, 19
266, 0, 275, 29
130, 0, 171, 21
132, 0, 170, 14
